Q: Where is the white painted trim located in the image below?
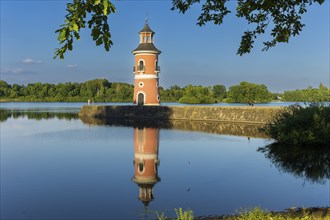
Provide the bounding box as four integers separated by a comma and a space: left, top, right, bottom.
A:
135, 74, 158, 79
135, 53, 157, 56
135, 154, 157, 160
144, 103, 160, 106
133, 50, 160, 55
138, 82, 144, 88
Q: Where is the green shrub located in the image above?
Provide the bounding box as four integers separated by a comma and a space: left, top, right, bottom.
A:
262, 103, 330, 145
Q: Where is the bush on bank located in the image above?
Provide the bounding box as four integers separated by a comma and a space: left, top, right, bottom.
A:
261, 103, 330, 146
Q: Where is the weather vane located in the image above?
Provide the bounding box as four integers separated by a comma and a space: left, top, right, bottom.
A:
146, 12, 148, 24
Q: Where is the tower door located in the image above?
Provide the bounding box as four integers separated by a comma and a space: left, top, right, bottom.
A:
138, 93, 144, 106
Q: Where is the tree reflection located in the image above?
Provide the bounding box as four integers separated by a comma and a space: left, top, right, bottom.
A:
0, 110, 78, 122
258, 143, 330, 183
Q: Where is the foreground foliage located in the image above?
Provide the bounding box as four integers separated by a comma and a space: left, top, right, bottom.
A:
227, 207, 330, 220
55, 0, 116, 59
157, 208, 194, 220
171, 0, 325, 56
56, 0, 326, 58
156, 207, 330, 220
262, 104, 330, 145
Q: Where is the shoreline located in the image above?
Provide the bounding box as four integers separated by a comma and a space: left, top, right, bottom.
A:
194, 207, 330, 220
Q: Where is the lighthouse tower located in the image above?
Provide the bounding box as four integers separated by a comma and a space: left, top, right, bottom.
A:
132, 127, 160, 208
132, 19, 161, 105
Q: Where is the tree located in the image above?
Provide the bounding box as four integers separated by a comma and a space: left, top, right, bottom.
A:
55, 0, 325, 59
227, 81, 272, 103
0, 80, 10, 97
212, 85, 227, 101
179, 85, 215, 104
283, 85, 330, 102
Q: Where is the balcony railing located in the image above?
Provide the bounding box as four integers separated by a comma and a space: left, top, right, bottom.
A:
133, 66, 146, 73
134, 66, 160, 73
137, 65, 146, 72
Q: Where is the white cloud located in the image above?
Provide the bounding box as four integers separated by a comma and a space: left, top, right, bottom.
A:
22, 58, 42, 64
67, 64, 78, 68
1, 68, 24, 74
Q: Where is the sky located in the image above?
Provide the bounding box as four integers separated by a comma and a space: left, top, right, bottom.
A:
0, 0, 329, 92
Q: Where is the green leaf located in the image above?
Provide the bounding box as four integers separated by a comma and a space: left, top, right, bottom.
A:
72, 22, 79, 32
110, 2, 116, 13
103, 0, 109, 15
58, 29, 67, 41
96, 38, 103, 46
68, 42, 73, 51
94, 0, 101, 5
74, 32, 80, 40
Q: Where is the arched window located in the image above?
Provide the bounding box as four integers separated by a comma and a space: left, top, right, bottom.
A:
155, 60, 159, 72
138, 161, 144, 173
138, 60, 144, 71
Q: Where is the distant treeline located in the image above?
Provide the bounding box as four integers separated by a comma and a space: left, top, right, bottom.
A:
0, 79, 329, 103
0, 79, 133, 102
282, 83, 330, 102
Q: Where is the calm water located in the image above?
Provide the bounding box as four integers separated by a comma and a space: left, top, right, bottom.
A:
0, 103, 329, 220
0, 101, 321, 110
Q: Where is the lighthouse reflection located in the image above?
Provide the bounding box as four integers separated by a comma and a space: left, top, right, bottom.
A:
132, 127, 160, 208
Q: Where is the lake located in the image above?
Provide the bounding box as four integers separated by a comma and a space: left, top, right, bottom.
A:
0, 102, 329, 219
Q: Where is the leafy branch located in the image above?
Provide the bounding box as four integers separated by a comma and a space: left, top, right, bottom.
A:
54, 0, 116, 59
55, 0, 326, 58
171, 0, 325, 55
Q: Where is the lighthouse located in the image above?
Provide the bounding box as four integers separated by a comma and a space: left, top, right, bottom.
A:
132, 19, 161, 106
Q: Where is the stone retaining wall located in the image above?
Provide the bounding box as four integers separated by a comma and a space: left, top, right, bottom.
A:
79, 105, 283, 124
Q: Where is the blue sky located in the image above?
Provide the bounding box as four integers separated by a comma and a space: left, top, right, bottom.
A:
0, 0, 329, 92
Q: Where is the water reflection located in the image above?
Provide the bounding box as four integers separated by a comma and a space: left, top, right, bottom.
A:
132, 127, 160, 209
0, 109, 78, 122
258, 143, 330, 183
79, 116, 267, 138
1, 108, 329, 218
